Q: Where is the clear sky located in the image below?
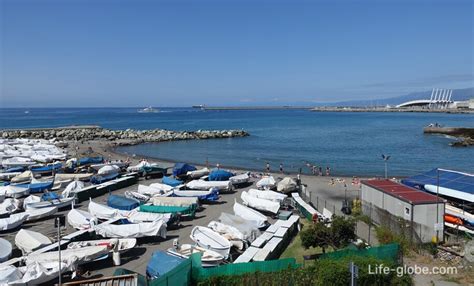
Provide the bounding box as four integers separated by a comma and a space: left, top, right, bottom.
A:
1, 0, 473, 107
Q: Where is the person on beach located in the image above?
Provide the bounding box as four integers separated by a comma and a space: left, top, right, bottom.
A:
216, 163, 220, 170
318, 166, 323, 176
266, 162, 270, 173
326, 166, 330, 176
279, 163, 283, 173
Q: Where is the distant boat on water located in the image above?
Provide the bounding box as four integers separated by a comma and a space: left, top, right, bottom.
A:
192, 105, 205, 109
138, 106, 159, 113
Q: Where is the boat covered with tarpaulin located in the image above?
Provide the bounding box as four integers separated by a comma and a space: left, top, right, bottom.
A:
161, 176, 183, 187
208, 169, 234, 181
172, 163, 196, 177
107, 195, 140, 211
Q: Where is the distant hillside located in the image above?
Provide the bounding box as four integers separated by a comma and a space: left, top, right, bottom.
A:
326, 87, 474, 107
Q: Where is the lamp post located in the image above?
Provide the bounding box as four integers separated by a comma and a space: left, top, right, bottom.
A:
382, 154, 391, 179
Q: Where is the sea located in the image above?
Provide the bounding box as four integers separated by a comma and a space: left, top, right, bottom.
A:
0, 107, 473, 177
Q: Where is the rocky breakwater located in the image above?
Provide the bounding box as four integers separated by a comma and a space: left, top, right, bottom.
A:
423, 126, 474, 147
0, 126, 250, 146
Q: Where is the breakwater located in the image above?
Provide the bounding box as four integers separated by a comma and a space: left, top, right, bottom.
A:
0, 126, 250, 146
423, 127, 474, 147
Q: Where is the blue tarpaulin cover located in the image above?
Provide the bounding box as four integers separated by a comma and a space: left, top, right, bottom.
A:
41, 192, 61, 201
78, 157, 104, 166
31, 163, 62, 173
107, 195, 140, 210
146, 250, 185, 279
162, 176, 183, 187
401, 168, 474, 202
208, 169, 234, 181
17, 181, 54, 193
172, 163, 197, 177
90, 173, 119, 184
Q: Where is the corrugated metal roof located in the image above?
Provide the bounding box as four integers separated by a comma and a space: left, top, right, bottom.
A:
362, 179, 444, 205
63, 274, 138, 286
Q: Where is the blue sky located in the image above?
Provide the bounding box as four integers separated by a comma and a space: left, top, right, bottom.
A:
1, 0, 473, 107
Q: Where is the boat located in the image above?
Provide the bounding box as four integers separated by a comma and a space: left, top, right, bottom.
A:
10, 171, 34, 184
1, 157, 36, 168
186, 168, 210, 179
90, 162, 128, 172
138, 106, 159, 113
30, 163, 62, 175
172, 163, 197, 177
0, 261, 71, 285
25, 206, 58, 221
67, 238, 137, 255
137, 184, 173, 197
424, 184, 474, 204
208, 169, 234, 181
161, 176, 183, 187
126, 209, 173, 224
208, 221, 245, 241
26, 245, 110, 265
167, 244, 224, 267
78, 156, 104, 166
54, 173, 94, 182
151, 196, 198, 208
51, 178, 73, 190
186, 180, 233, 192
88, 199, 123, 220
445, 204, 474, 226
218, 212, 261, 242
15, 180, 54, 193
233, 201, 267, 229
0, 238, 12, 262
23, 194, 75, 210
256, 176, 276, 190
0, 172, 21, 181
140, 204, 196, 217
15, 229, 52, 254
0, 213, 29, 231
97, 165, 120, 175
172, 188, 219, 201
124, 190, 150, 204
90, 172, 120, 184
61, 180, 85, 198
276, 177, 298, 193
67, 208, 98, 230
241, 191, 280, 214
0, 198, 21, 217
248, 188, 287, 202
229, 173, 250, 185
107, 194, 140, 211
93, 220, 167, 238
190, 226, 231, 259
146, 251, 185, 280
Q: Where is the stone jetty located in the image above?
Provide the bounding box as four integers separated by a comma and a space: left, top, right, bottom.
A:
423, 126, 474, 147
0, 126, 250, 146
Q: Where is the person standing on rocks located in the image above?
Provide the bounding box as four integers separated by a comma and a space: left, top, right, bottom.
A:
279, 163, 283, 174
266, 162, 270, 173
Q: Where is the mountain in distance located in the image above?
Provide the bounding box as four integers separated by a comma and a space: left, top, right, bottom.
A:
323, 87, 474, 107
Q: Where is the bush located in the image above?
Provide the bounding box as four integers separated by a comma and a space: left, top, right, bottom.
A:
375, 226, 412, 254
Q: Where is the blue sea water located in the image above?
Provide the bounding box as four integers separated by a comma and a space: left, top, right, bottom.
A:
0, 108, 473, 176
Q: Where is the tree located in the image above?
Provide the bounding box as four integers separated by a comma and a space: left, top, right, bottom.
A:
330, 215, 356, 248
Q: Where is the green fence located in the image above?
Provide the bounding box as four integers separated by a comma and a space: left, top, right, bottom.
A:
319, 243, 400, 263
148, 254, 200, 286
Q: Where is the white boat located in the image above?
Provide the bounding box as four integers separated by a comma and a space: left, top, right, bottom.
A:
138, 106, 159, 113
173, 188, 217, 199
23, 195, 75, 210
167, 244, 224, 267
51, 178, 72, 190
0, 213, 29, 231
208, 221, 245, 241
15, 229, 52, 254
277, 177, 298, 193
256, 176, 276, 190
137, 184, 173, 197
190, 226, 231, 259
0, 238, 12, 262
186, 180, 232, 191
151, 196, 198, 207
0, 261, 71, 285
97, 165, 120, 175
1, 157, 36, 168
0, 172, 21, 181
425, 184, 474, 203
233, 201, 267, 229
241, 191, 280, 214
67, 238, 137, 254
55, 173, 93, 181
218, 212, 260, 242
0, 198, 21, 217
229, 173, 250, 185
91, 162, 128, 171
124, 190, 150, 204
93, 220, 167, 238
61, 180, 84, 198
126, 161, 152, 172
445, 204, 474, 225
67, 208, 98, 230
26, 245, 110, 265
25, 206, 58, 221
248, 188, 288, 202
186, 168, 210, 179
125, 209, 172, 224
10, 171, 34, 184
88, 199, 123, 220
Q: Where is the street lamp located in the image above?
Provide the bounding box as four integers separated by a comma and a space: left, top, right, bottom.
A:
381, 154, 391, 179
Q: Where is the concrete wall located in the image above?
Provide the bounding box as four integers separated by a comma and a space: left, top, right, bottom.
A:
413, 203, 444, 243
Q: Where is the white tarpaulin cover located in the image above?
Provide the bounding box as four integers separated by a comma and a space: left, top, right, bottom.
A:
15, 229, 52, 254
0, 186, 29, 199
277, 177, 298, 193
26, 245, 109, 265
62, 181, 84, 198
94, 220, 167, 238
0, 238, 12, 263
248, 188, 287, 202
0, 261, 70, 285
151, 196, 198, 207
88, 200, 122, 220
0, 213, 29, 231
0, 198, 21, 216
10, 171, 34, 184
208, 220, 244, 241
137, 184, 172, 196
256, 176, 276, 189
218, 213, 260, 242
229, 173, 250, 185
126, 210, 172, 224
241, 191, 280, 214
186, 168, 210, 179
233, 201, 267, 229
98, 165, 120, 175
127, 161, 151, 172
67, 208, 98, 230
190, 226, 231, 259
186, 180, 232, 191
25, 206, 58, 221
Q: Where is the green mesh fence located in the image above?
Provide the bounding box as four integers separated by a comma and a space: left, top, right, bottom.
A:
319, 243, 400, 263
192, 257, 300, 282
139, 204, 196, 217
